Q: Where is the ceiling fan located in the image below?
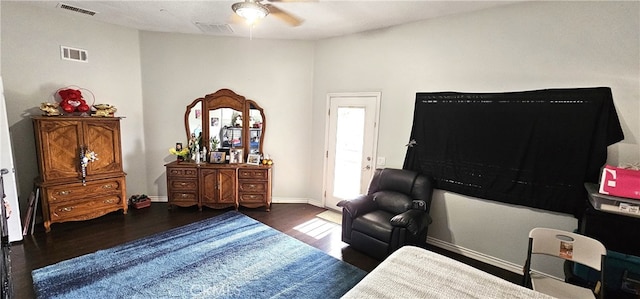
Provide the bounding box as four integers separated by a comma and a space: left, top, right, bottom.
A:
231, 0, 306, 27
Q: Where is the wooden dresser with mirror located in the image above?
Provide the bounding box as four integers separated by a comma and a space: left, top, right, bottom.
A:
165, 89, 272, 211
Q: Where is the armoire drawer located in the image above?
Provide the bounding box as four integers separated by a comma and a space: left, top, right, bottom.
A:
46, 178, 124, 203
49, 195, 123, 221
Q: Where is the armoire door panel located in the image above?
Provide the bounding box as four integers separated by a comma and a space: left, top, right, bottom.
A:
39, 120, 82, 181
84, 120, 122, 176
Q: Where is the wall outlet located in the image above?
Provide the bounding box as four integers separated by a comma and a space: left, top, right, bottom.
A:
377, 157, 386, 166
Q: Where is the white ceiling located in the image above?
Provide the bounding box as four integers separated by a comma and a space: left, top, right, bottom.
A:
20, 1, 523, 40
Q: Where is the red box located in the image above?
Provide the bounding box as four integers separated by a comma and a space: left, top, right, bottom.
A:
599, 165, 640, 200
133, 199, 151, 209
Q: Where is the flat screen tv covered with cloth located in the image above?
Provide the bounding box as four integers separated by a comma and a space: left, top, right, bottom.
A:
403, 87, 624, 216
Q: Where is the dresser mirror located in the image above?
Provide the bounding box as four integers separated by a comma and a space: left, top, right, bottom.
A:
247, 101, 264, 154
186, 100, 202, 143
184, 89, 265, 158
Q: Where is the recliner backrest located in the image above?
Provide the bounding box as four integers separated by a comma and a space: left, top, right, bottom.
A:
368, 168, 434, 213
375, 168, 418, 194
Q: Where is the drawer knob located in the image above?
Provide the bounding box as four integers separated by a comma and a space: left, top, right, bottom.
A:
181, 194, 188, 198
58, 190, 71, 196
180, 182, 187, 186
104, 199, 115, 204
102, 184, 114, 189
61, 207, 73, 212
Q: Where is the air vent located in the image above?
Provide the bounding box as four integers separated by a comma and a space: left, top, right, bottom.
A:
60, 46, 88, 63
195, 22, 234, 35
57, 3, 97, 16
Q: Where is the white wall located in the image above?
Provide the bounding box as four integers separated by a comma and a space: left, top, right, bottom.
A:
0, 3, 147, 210
311, 1, 639, 276
138, 32, 315, 199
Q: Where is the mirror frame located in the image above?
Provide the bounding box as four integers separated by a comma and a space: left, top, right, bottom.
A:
184, 89, 265, 157
184, 99, 202, 144
247, 99, 266, 155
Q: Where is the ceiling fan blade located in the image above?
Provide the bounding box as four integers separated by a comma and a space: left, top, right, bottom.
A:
264, 4, 304, 27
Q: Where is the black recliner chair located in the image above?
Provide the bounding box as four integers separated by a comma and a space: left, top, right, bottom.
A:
337, 168, 434, 260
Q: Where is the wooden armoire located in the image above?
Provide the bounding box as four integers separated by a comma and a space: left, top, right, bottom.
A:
32, 116, 127, 232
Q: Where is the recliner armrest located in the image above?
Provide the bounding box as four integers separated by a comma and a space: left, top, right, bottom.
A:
390, 209, 432, 235
337, 195, 376, 219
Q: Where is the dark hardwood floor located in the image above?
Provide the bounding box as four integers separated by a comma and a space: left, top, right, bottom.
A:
9, 203, 522, 298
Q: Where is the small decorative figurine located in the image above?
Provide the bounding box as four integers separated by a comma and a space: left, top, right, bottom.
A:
39, 102, 61, 116
92, 104, 117, 117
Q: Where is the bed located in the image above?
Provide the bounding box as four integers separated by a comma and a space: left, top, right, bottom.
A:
342, 246, 555, 299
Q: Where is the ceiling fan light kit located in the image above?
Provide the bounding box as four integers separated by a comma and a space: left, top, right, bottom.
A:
232, 0, 269, 24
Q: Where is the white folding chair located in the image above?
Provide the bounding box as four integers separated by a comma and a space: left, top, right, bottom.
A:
523, 227, 606, 299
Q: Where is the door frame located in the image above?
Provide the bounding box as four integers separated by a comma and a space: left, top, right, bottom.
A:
322, 91, 381, 210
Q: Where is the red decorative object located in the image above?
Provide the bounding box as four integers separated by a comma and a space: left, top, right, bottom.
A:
129, 194, 151, 209
134, 199, 151, 209
58, 88, 90, 114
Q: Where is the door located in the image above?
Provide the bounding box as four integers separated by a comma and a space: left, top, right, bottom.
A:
0, 76, 23, 242
324, 92, 380, 210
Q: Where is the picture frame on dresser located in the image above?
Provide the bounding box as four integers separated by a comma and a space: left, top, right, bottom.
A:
210, 152, 226, 164
229, 148, 243, 164
246, 154, 260, 165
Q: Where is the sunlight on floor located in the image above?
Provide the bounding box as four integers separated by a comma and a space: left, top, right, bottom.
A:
293, 218, 338, 240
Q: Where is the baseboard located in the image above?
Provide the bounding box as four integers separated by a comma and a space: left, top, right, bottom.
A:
426, 236, 524, 275
427, 237, 561, 280
148, 195, 167, 202
272, 197, 310, 204
150, 196, 312, 205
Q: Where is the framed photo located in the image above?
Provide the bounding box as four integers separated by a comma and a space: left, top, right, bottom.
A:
175, 142, 183, 151
210, 151, 226, 164
229, 148, 244, 164
247, 154, 261, 165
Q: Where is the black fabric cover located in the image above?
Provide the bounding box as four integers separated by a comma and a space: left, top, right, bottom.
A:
403, 87, 624, 216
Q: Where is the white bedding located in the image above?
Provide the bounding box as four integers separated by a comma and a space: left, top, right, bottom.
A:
342, 246, 556, 299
